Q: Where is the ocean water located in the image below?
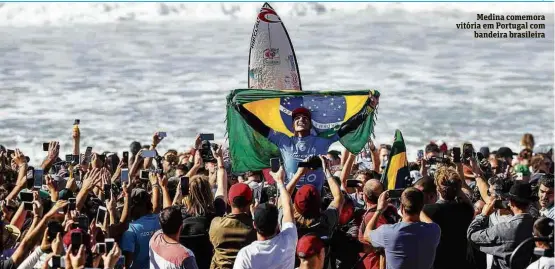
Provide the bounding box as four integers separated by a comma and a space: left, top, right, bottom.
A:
0, 2, 553, 164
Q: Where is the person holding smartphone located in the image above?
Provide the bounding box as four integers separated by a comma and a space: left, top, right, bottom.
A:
237, 92, 379, 192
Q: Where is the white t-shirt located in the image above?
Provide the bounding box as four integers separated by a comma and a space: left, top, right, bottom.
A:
526, 257, 554, 269
232, 222, 298, 269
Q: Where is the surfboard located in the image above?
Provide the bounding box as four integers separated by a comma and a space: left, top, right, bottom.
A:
248, 3, 302, 91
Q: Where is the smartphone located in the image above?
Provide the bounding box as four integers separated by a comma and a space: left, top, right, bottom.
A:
139, 170, 149, 180
51, 255, 62, 269
298, 156, 322, 169
7, 149, 14, 158
48, 221, 63, 241
180, 176, 189, 196
74, 119, 80, 125
158, 132, 167, 138
104, 184, 111, 199
463, 143, 474, 160
68, 198, 76, 211
346, 180, 362, 188
494, 200, 509, 209
105, 238, 115, 253
452, 147, 461, 163
97, 206, 107, 226
141, 150, 157, 158
96, 243, 106, 254
83, 147, 93, 165
71, 233, 83, 250
33, 169, 44, 189
417, 150, 424, 160
270, 158, 280, 173
122, 151, 129, 164
388, 188, 405, 199
43, 143, 49, 151
21, 191, 33, 202
199, 133, 215, 141
476, 152, 485, 162
98, 154, 106, 163
121, 168, 129, 184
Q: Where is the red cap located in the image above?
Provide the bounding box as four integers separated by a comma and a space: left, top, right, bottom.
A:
294, 185, 321, 218
296, 234, 325, 259
228, 183, 253, 205
62, 228, 94, 250
292, 107, 311, 119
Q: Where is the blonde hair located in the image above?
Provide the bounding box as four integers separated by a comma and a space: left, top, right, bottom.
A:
434, 166, 462, 201
184, 175, 215, 217
521, 133, 535, 150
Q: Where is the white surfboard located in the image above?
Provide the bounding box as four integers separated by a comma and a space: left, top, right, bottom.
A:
248, 3, 302, 91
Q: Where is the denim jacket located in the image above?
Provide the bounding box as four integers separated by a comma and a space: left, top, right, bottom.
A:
467, 213, 535, 269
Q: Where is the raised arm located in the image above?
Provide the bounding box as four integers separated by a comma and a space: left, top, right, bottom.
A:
211, 145, 228, 203
340, 151, 355, 190
237, 105, 271, 137
143, 132, 163, 170
321, 155, 344, 210
72, 123, 80, 156
41, 141, 60, 172
337, 91, 379, 138
271, 167, 293, 224
6, 149, 28, 201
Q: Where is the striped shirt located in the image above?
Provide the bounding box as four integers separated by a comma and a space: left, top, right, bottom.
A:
149, 230, 199, 269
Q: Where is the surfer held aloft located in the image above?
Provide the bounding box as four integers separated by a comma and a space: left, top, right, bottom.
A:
238, 91, 379, 191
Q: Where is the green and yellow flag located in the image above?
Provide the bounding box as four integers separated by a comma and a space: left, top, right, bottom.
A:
381, 129, 410, 190
226, 89, 380, 173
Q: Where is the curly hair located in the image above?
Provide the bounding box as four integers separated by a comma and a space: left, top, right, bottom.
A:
434, 166, 462, 201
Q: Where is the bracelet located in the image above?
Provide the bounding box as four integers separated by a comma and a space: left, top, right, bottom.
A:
152, 183, 160, 188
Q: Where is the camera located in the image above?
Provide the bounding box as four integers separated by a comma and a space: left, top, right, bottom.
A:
200, 140, 216, 163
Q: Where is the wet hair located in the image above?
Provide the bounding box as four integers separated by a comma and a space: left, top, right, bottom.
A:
185, 175, 215, 217
159, 206, 183, 235
129, 141, 142, 156
401, 188, 424, 215
434, 166, 462, 201
520, 133, 535, 150
539, 175, 554, 189
413, 177, 437, 195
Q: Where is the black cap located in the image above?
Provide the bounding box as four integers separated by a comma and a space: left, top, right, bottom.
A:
479, 147, 490, 158
253, 203, 279, 236
497, 147, 517, 159
504, 182, 538, 203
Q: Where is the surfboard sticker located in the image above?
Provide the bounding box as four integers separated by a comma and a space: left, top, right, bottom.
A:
248, 3, 302, 91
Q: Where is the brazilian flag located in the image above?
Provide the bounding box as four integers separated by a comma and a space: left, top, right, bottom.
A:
381, 130, 410, 190
226, 89, 380, 173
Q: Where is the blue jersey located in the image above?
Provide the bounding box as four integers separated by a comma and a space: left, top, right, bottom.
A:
268, 130, 338, 191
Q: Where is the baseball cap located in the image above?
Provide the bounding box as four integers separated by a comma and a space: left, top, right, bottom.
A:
480, 147, 490, 158
497, 147, 517, 159
297, 234, 325, 259
292, 107, 311, 120
253, 203, 279, 236
294, 185, 321, 218
228, 183, 253, 205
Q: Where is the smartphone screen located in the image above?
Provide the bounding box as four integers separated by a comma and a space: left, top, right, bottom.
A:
346, 180, 362, 188
121, 168, 129, 183
20, 191, 33, 202
417, 150, 424, 160
141, 150, 157, 158
453, 147, 461, 163
140, 170, 149, 180
48, 221, 63, 241
181, 177, 189, 196
77, 215, 88, 230
199, 133, 214, 141
158, 132, 167, 138
388, 188, 405, 199
33, 169, 43, 189
68, 198, 76, 211
104, 184, 111, 199
74, 119, 80, 125
84, 147, 93, 165
98, 154, 106, 163
7, 149, 14, 158
105, 239, 115, 253
270, 158, 280, 173
97, 243, 106, 254
43, 143, 49, 151
97, 206, 107, 226
122, 151, 129, 164
51, 255, 61, 269
71, 233, 83, 250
